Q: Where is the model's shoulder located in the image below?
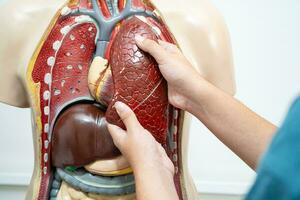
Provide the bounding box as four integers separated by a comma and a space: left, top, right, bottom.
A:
154, 0, 227, 33
0, 0, 64, 23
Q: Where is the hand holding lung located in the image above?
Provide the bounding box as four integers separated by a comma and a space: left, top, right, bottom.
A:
51, 16, 169, 168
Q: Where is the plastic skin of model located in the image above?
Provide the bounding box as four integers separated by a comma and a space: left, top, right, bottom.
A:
0, 0, 235, 199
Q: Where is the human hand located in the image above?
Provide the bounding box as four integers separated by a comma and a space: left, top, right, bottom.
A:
107, 101, 174, 177
135, 35, 204, 111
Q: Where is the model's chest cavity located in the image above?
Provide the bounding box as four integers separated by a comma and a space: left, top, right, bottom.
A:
29, 1, 173, 168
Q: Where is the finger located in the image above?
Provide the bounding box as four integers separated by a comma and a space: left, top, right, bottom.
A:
135, 35, 168, 64
107, 123, 127, 148
157, 144, 167, 156
114, 101, 142, 132
158, 40, 180, 54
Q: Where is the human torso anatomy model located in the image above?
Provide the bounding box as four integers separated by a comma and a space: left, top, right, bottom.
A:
0, 0, 236, 199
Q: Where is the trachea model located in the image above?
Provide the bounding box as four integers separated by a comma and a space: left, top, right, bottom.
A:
27, 0, 184, 199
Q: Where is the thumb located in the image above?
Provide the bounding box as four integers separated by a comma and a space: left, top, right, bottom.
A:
114, 101, 142, 133
107, 123, 127, 149
135, 35, 168, 64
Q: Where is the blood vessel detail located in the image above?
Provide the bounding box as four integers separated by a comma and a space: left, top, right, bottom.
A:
27, 0, 184, 199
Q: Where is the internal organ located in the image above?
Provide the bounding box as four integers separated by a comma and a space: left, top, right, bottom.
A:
52, 103, 120, 167
106, 17, 168, 144
28, 0, 182, 199
51, 16, 168, 167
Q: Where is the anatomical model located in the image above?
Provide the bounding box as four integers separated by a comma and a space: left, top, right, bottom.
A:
0, 0, 235, 199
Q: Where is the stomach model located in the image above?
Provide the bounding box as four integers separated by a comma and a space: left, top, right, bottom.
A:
27, 0, 183, 199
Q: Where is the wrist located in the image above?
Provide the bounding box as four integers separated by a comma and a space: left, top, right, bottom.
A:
132, 158, 174, 179
134, 163, 174, 184
133, 161, 178, 200
183, 74, 211, 112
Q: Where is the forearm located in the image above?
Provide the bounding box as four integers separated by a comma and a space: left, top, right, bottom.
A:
186, 77, 277, 169
134, 164, 179, 200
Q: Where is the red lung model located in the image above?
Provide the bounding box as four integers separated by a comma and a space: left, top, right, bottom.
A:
29, 0, 183, 199
106, 17, 169, 144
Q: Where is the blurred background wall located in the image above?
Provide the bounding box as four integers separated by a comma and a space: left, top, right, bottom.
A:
0, 0, 300, 199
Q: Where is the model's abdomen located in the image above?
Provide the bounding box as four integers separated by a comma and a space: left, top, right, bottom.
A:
27, 0, 182, 199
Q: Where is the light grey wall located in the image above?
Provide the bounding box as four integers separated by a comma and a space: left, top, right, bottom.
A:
189, 0, 300, 194
1, 0, 300, 199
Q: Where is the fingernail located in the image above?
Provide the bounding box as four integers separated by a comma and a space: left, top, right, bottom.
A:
114, 101, 126, 115
135, 35, 145, 43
